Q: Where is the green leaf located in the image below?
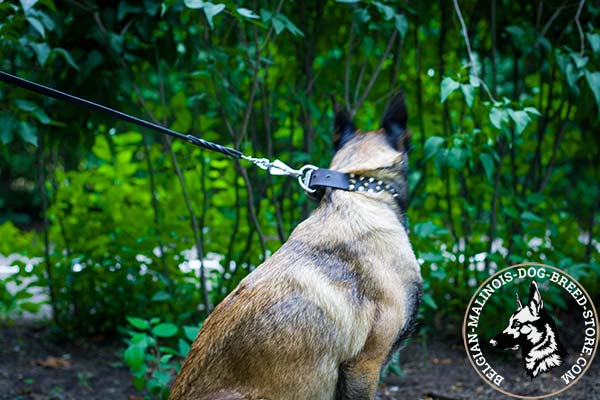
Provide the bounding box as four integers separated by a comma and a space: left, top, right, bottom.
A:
152, 370, 172, 387
272, 16, 285, 34
259, 8, 272, 23
373, 1, 394, 20
18, 121, 38, 146
394, 14, 408, 38
489, 107, 505, 130
237, 7, 259, 19
521, 211, 544, 223
124, 344, 145, 370
202, 2, 225, 29
505, 25, 524, 38
564, 62, 581, 92
183, 325, 200, 341
20, 301, 41, 313
127, 316, 150, 330
523, 106, 541, 116
151, 290, 170, 301
0, 114, 16, 145
20, 0, 39, 13
447, 147, 464, 169
152, 323, 178, 337
161, 2, 169, 16
117, 2, 143, 21
183, 0, 203, 8
424, 136, 445, 161
178, 338, 190, 356
508, 109, 530, 135
422, 293, 438, 310
587, 32, 600, 55
570, 52, 588, 69
479, 153, 494, 181
159, 354, 173, 364
29, 42, 51, 66
460, 83, 474, 107
53, 48, 80, 70
277, 14, 304, 37
440, 77, 460, 103
413, 221, 449, 237
585, 71, 600, 116
354, 8, 370, 24
15, 100, 51, 124
27, 16, 45, 38
336, 0, 360, 2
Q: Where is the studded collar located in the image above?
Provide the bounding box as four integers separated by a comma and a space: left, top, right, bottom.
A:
306, 168, 400, 200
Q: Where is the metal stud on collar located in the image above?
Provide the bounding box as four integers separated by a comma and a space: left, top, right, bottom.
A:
348, 174, 399, 198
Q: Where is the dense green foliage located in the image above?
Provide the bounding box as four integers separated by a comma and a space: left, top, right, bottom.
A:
1, 0, 600, 394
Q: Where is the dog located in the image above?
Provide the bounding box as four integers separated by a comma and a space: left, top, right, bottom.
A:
169, 93, 422, 400
489, 280, 567, 378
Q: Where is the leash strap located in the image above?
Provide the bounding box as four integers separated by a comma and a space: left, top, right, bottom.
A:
0, 71, 243, 159
0, 71, 398, 200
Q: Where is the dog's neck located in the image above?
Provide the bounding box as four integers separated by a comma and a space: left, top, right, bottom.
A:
291, 188, 409, 250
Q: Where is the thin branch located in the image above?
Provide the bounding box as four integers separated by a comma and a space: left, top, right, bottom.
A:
141, 132, 170, 291
353, 60, 368, 107
165, 136, 211, 314
37, 130, 59, 326
235, 159, 267, 260
575, 0, 586, 56
454, 0, 499, 103
352, 29, 398, 114
538, 1, 571, 45
453, 0, 475, 67
538, 103, 573, 192
344, 19, 356, 113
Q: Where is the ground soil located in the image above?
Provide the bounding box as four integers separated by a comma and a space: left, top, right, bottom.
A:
0, 323, 598, 400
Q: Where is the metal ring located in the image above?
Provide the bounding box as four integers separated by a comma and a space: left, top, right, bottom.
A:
297, 165, 318, 194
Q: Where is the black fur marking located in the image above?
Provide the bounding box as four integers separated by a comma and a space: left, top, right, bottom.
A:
381, 92, 409, 152
286, 239, 365, 303
384, 280, 422, 367
335, 361, 370, 400
334, 110, 356, 151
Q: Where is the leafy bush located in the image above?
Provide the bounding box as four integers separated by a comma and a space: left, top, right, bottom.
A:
123, 316, 201, 399
0, 0, 598, 352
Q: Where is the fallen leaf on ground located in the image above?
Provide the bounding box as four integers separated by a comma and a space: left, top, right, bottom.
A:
36, 356, 71, 369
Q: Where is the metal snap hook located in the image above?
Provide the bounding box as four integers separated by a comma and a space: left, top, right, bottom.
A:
297, 165, 318, 194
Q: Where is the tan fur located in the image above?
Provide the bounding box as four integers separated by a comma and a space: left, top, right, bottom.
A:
169, 130, 422, 400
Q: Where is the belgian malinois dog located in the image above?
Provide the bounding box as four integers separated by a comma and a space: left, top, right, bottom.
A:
169, 93, 422, 400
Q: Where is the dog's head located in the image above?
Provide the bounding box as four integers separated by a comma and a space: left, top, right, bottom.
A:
489, 280, 545, 351
330, 93, 410, 212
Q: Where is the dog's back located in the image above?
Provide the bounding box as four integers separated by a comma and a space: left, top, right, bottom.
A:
169, 94, 421, 400
170, 207, 419, 399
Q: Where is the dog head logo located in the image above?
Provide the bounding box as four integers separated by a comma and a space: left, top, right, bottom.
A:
490, 280, 568, 378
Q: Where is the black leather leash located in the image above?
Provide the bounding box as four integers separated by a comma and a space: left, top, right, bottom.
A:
0, 71, 397, 200
0, 71, 243, 159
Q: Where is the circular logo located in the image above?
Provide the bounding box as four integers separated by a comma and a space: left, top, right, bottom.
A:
463, 262, 598, 398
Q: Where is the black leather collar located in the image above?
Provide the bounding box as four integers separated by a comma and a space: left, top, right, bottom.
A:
307, 168, 400, 201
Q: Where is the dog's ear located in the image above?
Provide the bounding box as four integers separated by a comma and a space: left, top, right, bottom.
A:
515, 292, 524, 310
332, 98, 355, 151
381, 92, 409, 152
528, 280, 543, 316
